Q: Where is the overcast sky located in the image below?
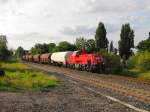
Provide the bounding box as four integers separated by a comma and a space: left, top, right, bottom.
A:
0, 0, 150, 50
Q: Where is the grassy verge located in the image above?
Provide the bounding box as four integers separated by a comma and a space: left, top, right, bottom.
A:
129, 68, 150, 81
0, 62, 59, 91
138, 72, 150, 81
122, 68, 150, 81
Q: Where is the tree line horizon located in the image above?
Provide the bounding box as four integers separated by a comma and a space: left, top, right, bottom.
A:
19, 22, 149, 60
0, 22, 150, 61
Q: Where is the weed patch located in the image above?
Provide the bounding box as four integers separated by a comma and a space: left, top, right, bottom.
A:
0, 62, 59, 91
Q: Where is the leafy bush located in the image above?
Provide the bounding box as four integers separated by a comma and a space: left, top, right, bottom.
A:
127, 55, 138, 69
138, 72, 150, 80
105, 54, 123, 74
99, 49, 123, 74
127, 51, 150, 71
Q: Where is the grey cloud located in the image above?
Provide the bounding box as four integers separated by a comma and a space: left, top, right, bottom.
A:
60, 24, 118, 36
60, 25, 96, 36
8, 32, 75, 49
89, 5, 125, 14
0, 0, 9, 4
10, 32, 52, 41
8, 32, 53, 49
80, 0, 143, 14
106, 24, 119, 33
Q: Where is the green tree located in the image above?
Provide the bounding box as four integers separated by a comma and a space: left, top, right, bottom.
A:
57, 41, 76, 51
95, 22, 109, 51
31, 43, 43, 54
31, 43, 50, 54
42, 43, 49, 53
98, 50, 123, 74
52, 46, 60, 52
75, 37, 96, 53
48, 43, 56, 53
31, 47, 37, 55
0, 35, 7, 47
16, 46, 24, 58
114, 48, 118, 55
75, 37, 87, 50
86, 39, 96, 53
118, 23, 134, 60
137, 33, 150, 52
109, 41, 114, 53
0, 35, 10, 60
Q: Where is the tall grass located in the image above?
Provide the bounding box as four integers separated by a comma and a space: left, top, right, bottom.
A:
0, 62, 59, 91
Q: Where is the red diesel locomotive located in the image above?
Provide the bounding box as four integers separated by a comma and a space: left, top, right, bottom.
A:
67, 50, 104, 72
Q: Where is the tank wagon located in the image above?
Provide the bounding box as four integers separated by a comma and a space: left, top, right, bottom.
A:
23, 50, 104, 73
40, 53, 51, 64
51, 51, 73, 66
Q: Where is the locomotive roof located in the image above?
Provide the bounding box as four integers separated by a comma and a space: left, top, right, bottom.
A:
72, 51, 80, 56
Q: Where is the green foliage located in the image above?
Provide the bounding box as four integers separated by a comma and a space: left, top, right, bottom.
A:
0, 62, 59, 91
126, 51, 150, 80
31, 42, 75, 54
109, 41, 114, 53
99, 50, 123, 74
127, 51, 150, 71
0, 47, 10, 60
52, 46, 60, 52
15, 46, 24, 58
113, 48, 118, 55
31, 43, 56, 54
31, 43, 43, 54
75, 37, 87, 50
95, 22, 109, 51
98, 49, 108, 56
57, 41, 76, 51
138, 53, 150, 71
0, 35, 11, 60
137, 37, 150, 52
0, 35, 7, 47
86, 39, 96, 53
138, 72, 150, 80
126, 55, 137, 69
75, 37, 96, 53
48, 43, 56, 53
105, 54, 123, 74
119, 23, 134, 60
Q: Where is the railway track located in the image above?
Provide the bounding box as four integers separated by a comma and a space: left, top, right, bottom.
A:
76, 70, 150, 87
28, 63, 150, 104
106, 74, 150, 85
26, 62, 150, 112
65, 74, 150, 103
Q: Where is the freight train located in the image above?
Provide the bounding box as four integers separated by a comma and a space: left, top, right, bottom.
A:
23, 50, 105, 73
